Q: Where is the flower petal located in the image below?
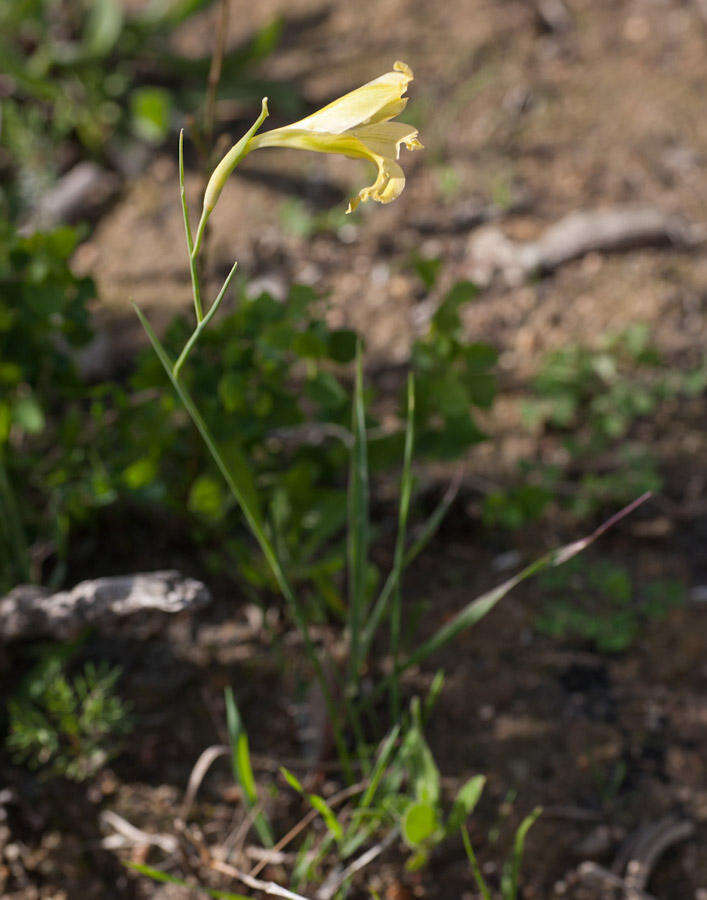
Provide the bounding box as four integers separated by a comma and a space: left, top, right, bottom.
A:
347, 158, 405, 213
284, 61, 414, 135
348, 122, 422, 160
243, 62, 421, 214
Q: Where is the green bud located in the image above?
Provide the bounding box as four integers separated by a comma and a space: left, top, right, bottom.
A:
202, 97, 269, 217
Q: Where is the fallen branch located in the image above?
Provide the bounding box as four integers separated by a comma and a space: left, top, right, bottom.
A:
0, 570, 210, 641
467, 206, 705, 285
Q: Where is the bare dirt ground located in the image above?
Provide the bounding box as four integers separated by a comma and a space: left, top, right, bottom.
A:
4, 0, 707, 897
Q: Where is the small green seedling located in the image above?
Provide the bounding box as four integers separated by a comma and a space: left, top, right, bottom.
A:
7, 648, 132, 781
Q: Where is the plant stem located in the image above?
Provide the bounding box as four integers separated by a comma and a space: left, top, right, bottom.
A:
346, 344, 368, 696
133, 303, 353, 781
203, 0, 230, 149
359, 467, 461, 661
179, 130, 204, 322
195, 97, 269, 260
389, 374, 414, 721
173, 259, 237, 378
0, 454, 30, 584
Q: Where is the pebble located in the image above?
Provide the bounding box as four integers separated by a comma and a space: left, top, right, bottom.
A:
245, 275, 287, 302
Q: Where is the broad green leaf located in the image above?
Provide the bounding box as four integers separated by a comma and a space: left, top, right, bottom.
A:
327, 328, 357, 363
432, 280, 478, 335
446, 775, 485, 834
0, 403, 12, 443
12, 395, 44, 434
188, 473, 226, 520
122, 456, 157, 490
130, 87, 171, 143
402, 801, 438, 847
399, 699, 440, 804
84, 0, 124, 56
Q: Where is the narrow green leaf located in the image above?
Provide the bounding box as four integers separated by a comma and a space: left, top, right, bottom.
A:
404, 471, 461, 567
280, 765, 304, 795
400, 493, 653, 677
422, 670, 445, 725
225, 687, 273, 846
173, 258, 237, 376
502, 807, 542, 900
363, 493, 649, 716
127, 863, 250, 899
405, 847, 429, 872
307, 794, 343, 842
461, 828, 491, 900
359, 724, 400, 810
360, 375, 417, 663
236, 732, 257, 803
291, 830, 316, 888
281, 768, 343, 842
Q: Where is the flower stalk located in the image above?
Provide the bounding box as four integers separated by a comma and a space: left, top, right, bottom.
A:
133, 63, 422, 780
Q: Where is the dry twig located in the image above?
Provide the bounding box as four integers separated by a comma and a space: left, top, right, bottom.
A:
614, 817, 695, 894
575, 861, 655, 899
212, 859, 312, 900
183, 744, 230, 816
315, 829, 398, 900
100, 811, 178, 854
248, 781, 366, 878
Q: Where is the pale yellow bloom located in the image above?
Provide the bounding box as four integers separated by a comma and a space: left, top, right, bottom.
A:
249, 61, 421, 213
201, 62, 421, 224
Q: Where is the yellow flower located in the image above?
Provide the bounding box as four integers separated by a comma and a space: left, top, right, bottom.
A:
201, 62, 421, 225
249, 61, 421, 213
